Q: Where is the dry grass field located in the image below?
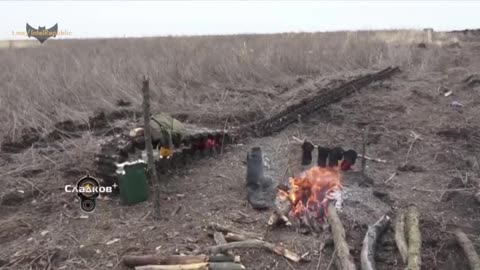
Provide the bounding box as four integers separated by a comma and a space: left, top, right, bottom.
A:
1, 29, 480, 270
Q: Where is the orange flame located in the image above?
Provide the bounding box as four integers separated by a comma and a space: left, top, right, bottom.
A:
285, 166, 342, 221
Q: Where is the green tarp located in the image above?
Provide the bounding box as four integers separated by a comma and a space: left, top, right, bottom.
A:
149, 113, 185, 146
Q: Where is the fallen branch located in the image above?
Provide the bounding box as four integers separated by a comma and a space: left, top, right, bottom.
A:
198, 239, 300, 262
326, 203, 356, 270
405, 205, 421, 270
361, 215, 391, 270
207, 223, 263, 240
135, 262, 245, 270
412, 187, 476, 193
123, 255, 236, 268
291, 136, 387, 163
394, 211, 408, 264
454, 229, 480, 270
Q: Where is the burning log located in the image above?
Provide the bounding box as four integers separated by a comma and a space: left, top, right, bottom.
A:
454, 229, 480, 270
198, 239, 301, 262
360, 215, 391, 270
135, 262, 245, 270
123, 255, 237, 268
326, 203, 356, 270
268, 189, 292, 226
394, 211, 408, 264
405, 204, 421, 270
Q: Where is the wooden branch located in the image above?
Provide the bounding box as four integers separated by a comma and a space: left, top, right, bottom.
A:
213, 232, 234, 256
326, 203, 356, 270
199, 239, 300, 262
394, 211, 408, 264
207, 223, 263, 240
361, 215, 391, 270
454, 229, 480, 270
135, 262, 245, 270
123, 255, 235, 268
405, 205, 421, 270
224, 233, 249, 242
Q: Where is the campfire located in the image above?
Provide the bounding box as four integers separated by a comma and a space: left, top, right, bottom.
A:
269, 165, 343, 232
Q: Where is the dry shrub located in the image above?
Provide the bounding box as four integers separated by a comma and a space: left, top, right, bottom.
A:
0, 30, 451, 140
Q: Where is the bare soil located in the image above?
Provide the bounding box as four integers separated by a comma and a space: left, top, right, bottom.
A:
2, 35, 480, 270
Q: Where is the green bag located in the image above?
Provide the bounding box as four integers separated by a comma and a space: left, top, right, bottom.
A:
149, 113, 185, 146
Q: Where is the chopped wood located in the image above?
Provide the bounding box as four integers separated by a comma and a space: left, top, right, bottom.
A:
198, 239, 301, 262
135, 262, 246, 270
394, 211, 408, 264
207, 223, 263, 240
361, 214, 391, 270
123, 255, 236, 268
454, 229, 480, 270
326, 203, 356, 270
405, 205, 421, 270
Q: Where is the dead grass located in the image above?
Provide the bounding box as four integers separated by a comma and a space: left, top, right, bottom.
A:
0, 30, 454, 141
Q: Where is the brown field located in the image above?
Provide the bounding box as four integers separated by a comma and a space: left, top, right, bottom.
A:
1, 29, 480, 270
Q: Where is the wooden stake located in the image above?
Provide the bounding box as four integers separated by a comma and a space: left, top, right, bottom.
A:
361, 215, 391, 270
405, 205, 421, 270
326, 203, 356, 270
454, 229, 480, 270
142, 76, 161, 217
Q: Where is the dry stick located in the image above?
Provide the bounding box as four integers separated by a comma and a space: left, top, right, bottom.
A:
454, 229, 480, 270
326, 203, 357, 270
403, 131, 421, 167
123, 255, 235, 268
394, 211, 408, 265
199, 239, 301, 262
142, 77, 161, 218
362, 128, 368, 175
405, 205, 422, 270
135, 262, 246, 270
412, 187, 476, 193
207, 223, 263, 240
360, 215, 391, 270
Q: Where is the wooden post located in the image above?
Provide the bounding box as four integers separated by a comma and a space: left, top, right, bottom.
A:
142, 76, 161, 217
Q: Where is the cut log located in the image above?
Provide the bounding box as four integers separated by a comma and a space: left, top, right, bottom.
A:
135, 262, 245, 270
394, 211, 408, 264
213, 231, 234, 256
199, 239, 300, 262
454, 229, 480, 270
326, 203, 356, 270
405, 205, 421, 270
360, 214, 391, 270
123, 255, 236, 268
268, 192, 292, 226
207, 223, 263, 240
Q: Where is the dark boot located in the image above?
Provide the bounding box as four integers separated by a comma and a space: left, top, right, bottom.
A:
246, 147, 273, 210
301, 141, 314, 166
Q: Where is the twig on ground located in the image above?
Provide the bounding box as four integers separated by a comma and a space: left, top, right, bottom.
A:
412, 187, 476, 193
403, 131, 421, 167
384, 172, 397, 184
405, 204, 422, 270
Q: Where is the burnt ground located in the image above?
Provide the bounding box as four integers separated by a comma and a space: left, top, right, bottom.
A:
2, 39, 480, 270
